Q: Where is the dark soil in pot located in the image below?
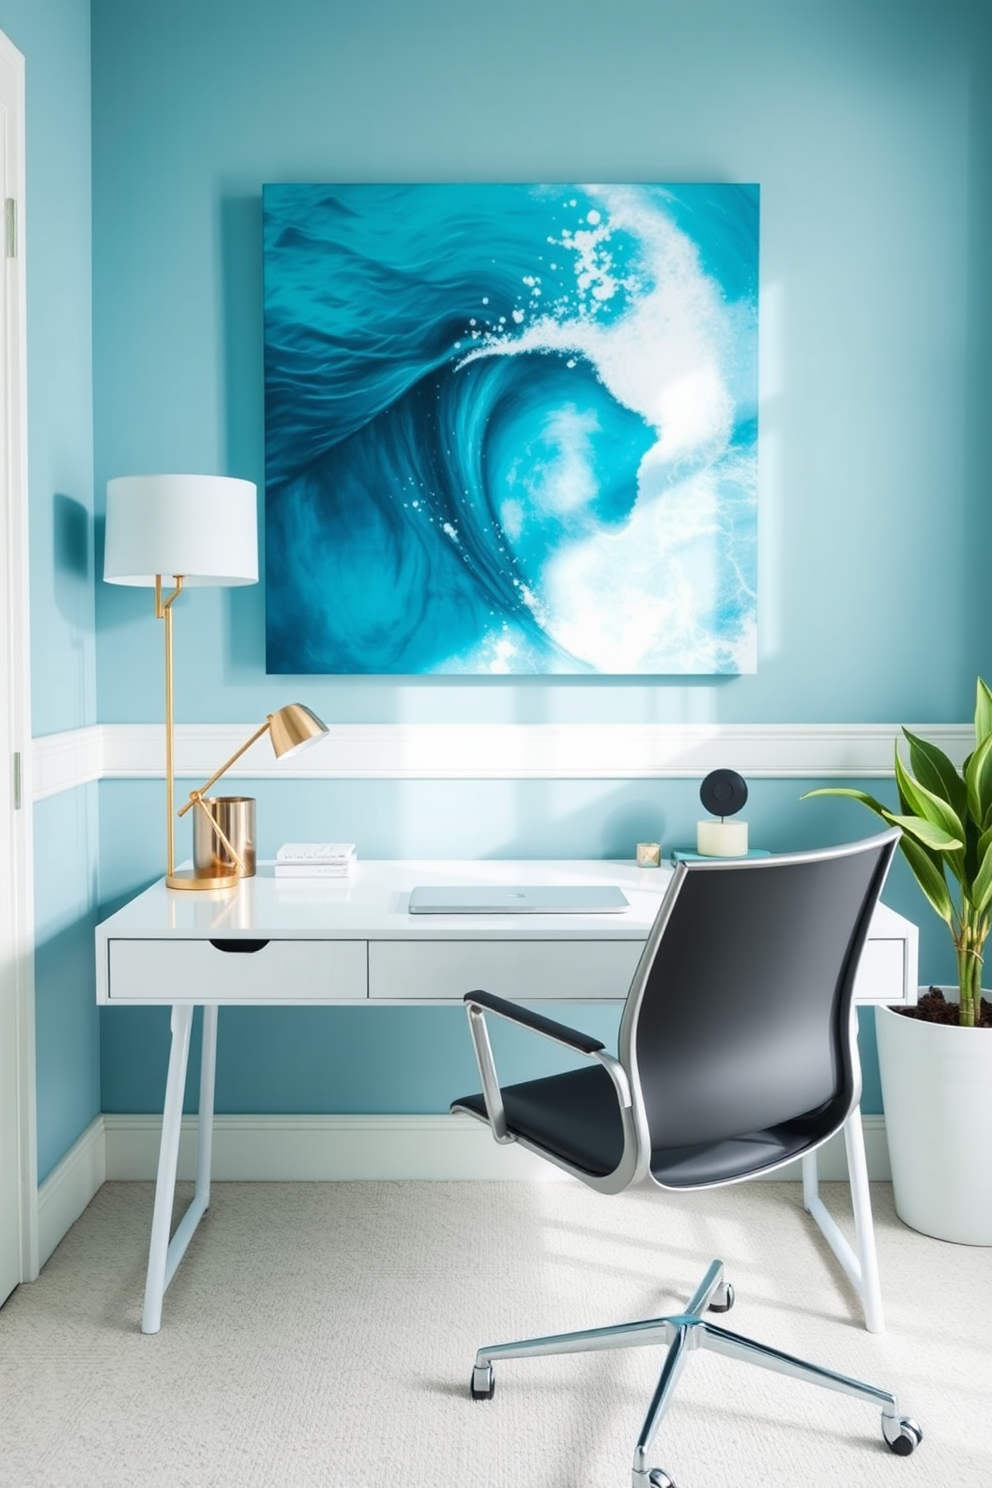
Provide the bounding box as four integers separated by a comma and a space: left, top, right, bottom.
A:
896, 985, 992, 1027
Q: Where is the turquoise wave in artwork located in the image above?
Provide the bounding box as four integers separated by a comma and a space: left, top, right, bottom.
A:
263, 182, 759, 675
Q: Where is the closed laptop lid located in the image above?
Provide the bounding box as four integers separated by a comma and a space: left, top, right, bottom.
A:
407, 885, 629, 914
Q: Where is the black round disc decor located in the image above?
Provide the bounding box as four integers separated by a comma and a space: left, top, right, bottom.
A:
699, 769, 748, 819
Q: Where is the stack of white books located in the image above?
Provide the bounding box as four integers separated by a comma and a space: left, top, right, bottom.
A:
274, 843, 357, 878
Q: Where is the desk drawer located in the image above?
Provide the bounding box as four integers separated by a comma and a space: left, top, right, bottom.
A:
368, 939, 642, 1002
107, 938, 368, 1002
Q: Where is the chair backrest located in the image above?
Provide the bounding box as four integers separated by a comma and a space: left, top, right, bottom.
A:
618, 830, 900, 1172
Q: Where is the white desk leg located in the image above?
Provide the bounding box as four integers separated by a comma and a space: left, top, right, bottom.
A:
801, 1107, 884, 1334
843, 1107, 884, 1333
141, 1004, 218, 1335
142, 1003, 194, 1335
195, 1004, 218, 1213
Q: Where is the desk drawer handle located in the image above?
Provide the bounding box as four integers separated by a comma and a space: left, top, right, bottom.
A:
209, 938, 270, 954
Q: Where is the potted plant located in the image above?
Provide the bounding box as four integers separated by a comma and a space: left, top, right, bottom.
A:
803, 678, 992, 1244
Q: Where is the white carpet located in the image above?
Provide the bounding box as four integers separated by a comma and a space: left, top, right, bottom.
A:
1, 1179, 989, 1487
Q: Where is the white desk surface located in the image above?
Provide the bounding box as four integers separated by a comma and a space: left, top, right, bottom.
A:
99, 858, 669, 942
96, 858, 918, 1008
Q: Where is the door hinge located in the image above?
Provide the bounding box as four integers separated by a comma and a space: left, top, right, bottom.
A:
5, 198, 17, 258
13, 751, 22, 811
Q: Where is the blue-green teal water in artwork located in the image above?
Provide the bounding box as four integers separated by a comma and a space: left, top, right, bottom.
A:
263, 183, 758, 675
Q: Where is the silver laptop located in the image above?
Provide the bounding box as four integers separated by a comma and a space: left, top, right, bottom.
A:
407, 884, 629, 914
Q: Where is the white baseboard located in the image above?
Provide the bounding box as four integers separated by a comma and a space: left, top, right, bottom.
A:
803, 1116, 891, 1181
37, 1116, 106, 1267
36, 1113, 891, 1266
102, 1112, 891, 1184
102, 1113, 571, 1182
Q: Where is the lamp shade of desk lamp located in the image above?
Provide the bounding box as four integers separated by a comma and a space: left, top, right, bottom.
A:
103, 474, 259, 890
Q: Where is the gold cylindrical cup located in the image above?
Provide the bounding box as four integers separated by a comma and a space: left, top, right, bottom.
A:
193, 796, 257, 878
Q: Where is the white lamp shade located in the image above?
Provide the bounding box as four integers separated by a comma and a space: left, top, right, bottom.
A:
104, 474, 259, 587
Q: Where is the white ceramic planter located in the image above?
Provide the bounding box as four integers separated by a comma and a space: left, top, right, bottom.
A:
876, 998, 992, 1244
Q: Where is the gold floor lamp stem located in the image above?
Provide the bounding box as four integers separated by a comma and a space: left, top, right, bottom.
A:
157, 575, 239, 890
157, 575, 183, 881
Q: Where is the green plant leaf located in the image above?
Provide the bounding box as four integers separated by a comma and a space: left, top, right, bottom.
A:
965, 731, 992, 832
800, 788, 891, 819
893, 751, 966, 844
898, 833, 955, 926
801, 785, 964, 853
902, 727, 968, 820
885, 811, 963, 852
976, 678, 992, 746
972, 830, 992, 917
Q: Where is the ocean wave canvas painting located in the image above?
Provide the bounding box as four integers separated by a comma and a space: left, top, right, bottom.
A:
263, 183, 759, 675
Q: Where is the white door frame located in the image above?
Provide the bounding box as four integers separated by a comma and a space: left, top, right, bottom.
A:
0, 26, 38, 1295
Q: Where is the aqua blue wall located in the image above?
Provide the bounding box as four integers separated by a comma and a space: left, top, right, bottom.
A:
9, 0, 989, 1154
87, 0, 992, 1119
91, 0, 992, 729
0, 0, 96, 736
87, 0, 992, 1122
0, 0, 100, 1182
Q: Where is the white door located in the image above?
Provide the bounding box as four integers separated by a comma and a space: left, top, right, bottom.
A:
0, 28, 36, 1306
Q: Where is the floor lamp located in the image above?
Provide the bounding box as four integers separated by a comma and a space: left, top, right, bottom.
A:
103, 473, 260, 890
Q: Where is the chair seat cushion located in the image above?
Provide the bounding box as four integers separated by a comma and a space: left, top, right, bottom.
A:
452, 1064, 625, 1177
650, 1103, 843, 1188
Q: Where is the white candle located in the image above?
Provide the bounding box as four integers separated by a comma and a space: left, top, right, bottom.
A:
636, 842, 662, 867
696, 819, 748, 857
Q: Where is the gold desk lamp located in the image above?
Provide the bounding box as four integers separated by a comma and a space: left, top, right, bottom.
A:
102, 475, 325, 891
175, 702, 328, 886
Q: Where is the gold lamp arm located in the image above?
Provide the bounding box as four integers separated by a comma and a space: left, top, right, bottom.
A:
176, 717, 272, 820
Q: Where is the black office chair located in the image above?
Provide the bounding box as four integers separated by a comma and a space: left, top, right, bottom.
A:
451, 830, 921, 1487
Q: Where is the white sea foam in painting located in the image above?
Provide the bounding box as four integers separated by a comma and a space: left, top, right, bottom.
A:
459, 184, 754, 673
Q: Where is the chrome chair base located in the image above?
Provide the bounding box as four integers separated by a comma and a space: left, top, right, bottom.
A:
469, 1259, 922, 1487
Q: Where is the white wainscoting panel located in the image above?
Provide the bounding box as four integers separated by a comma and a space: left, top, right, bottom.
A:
33, 721, 972, 798
32, 725, 105, 801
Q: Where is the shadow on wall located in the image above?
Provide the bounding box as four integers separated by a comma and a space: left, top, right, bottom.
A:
53, 492, 89, 579
53, 492, 92, 628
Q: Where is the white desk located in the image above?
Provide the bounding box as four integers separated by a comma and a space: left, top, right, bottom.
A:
96, 859, 918, 1334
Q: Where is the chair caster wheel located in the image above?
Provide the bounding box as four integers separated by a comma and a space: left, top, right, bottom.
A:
882, 1414, 923, 1456
471, 1363, 494, 1400
708, 1281, 735, 1313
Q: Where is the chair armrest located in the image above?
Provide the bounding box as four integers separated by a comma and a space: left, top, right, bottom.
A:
461, 990, 631, 1145
463, 989, 606, 1055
